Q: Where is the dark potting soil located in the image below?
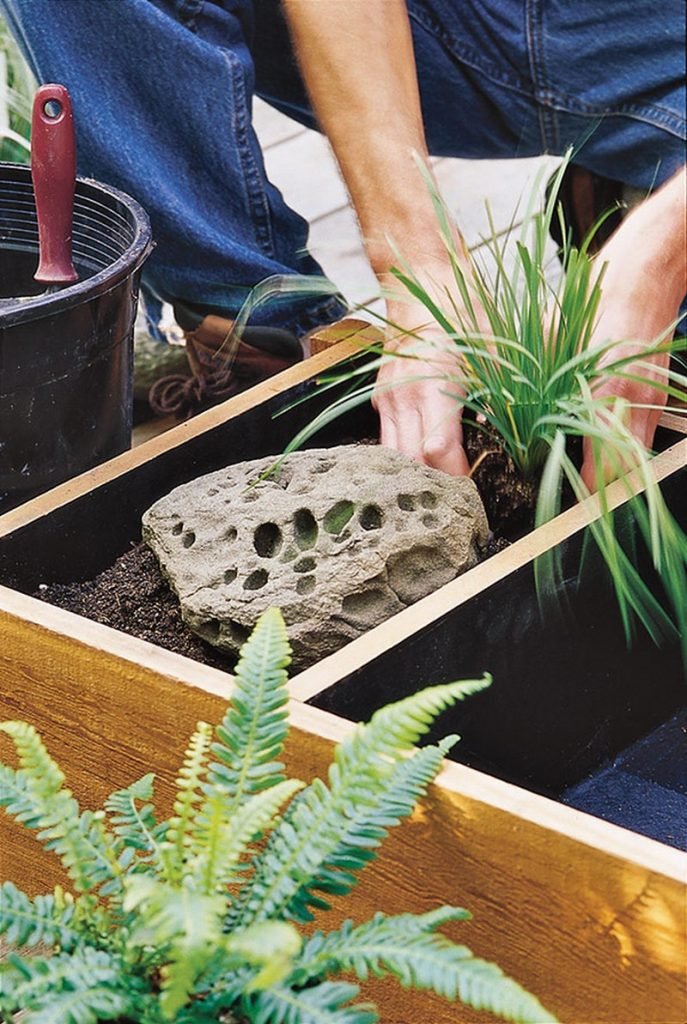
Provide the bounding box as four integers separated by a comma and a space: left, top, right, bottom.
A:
34, 543, 234, 672
32, 431, 538, 670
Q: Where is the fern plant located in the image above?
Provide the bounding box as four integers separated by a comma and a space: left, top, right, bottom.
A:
0, 609, 554, 1024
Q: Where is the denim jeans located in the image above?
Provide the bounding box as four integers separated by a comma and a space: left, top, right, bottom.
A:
2, 0, 684, 333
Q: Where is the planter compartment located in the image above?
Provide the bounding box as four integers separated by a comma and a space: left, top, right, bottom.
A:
303, 465, 686, 840
0, 340, 685, 1023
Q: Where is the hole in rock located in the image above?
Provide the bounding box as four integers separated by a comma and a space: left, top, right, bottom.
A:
225, 526, 238, 543
182, 531, 196, 548
244, 568, 269, 590
422, 513, 438, 528
294, 508, 318, 549
296, 575, 316, 595
224, 568, 237, 584
198, 618, 220, 643
227, 620, 251, 647
254, 522, 283, 558
397, 493, 416, 511
420, 490, 438, 509
359, 504, 383, 530
172, 521, 183, 535
341, 588, 393, 625
323, 500, 355, 535
294, 556, 316, 573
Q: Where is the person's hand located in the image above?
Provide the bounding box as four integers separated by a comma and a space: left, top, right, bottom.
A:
580, 167, 687, 490
372, 295, 470, 475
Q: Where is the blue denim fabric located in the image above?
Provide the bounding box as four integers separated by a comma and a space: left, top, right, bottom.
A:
2, 0, 684, 331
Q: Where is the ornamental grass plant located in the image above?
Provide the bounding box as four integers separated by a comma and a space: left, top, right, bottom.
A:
278, 157, 687, 659
0, 13, 32, 163
0, 609, 553, 1024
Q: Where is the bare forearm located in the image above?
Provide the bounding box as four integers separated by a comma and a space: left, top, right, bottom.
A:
644, 166, 687, 305
283, 0, 458, 276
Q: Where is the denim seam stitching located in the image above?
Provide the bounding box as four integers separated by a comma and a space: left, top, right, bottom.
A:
537, 90, 687, 139
525, 0, 559, 152
407, 6, 531, 96
221, 50, 276, 260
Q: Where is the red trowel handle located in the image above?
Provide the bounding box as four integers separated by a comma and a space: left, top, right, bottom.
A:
31, 84, 78, 285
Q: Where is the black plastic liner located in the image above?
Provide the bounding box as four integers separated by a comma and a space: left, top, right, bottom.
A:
0, 163, 152, 512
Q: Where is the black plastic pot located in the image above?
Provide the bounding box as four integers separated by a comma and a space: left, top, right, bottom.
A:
0, 162, 152, 512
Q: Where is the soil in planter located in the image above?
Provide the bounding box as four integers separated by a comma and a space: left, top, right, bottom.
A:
29, 430, 556, 666
35, 543, 234, 672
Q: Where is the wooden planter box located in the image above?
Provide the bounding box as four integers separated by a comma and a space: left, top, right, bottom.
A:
0, 339, 685, 1023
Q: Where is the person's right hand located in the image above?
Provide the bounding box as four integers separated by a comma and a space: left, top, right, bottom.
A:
373, 300, 470, 475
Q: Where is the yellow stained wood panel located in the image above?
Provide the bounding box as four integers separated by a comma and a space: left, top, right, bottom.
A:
0, 604, 684, 1024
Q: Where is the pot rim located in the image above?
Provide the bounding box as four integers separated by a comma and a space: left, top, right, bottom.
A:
0, 161, 153, 327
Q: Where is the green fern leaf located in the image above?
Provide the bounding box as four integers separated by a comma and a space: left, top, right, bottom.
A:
291, 913, 556, 1023
207, 607, 291, 810
0, 721, 65, 798
0, 881, 77, 950
38, 806, 124, 894
163, 721, 213, 883
0, 731, 122, 894
2, 948, 130, 1021
234, 680, 489, 926
224, 921, 302, 991
0, 763, 40, 825
191, 778, 304, 895
105, 772, 165, 868
243, 980, 377, 1024
123, 875, 225, 1019
286, 737, 458, 921
26, 985, 129, 1024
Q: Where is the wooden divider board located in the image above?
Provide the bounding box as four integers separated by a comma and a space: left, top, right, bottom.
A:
1, 337, 685, 1022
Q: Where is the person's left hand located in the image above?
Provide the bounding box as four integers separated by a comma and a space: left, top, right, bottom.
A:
580, 167, 686, 491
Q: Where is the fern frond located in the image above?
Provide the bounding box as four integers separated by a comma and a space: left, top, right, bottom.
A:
105, 772, 165, 869
123, 875, 225, 1019
291, 913, 555, 1023
1, 947, 131, 1021
286, 737, 458, 921
163, 721, 213, 883
191, 778, 304, 895
0, 721, 65, 798
0, 881, 77, 950
223, 921, 302, 991
39, 807, 124, 895
242, 980, 377, 1024
207, 607, 291, 811
0, 737, 122, 894
233, 679, 489, 926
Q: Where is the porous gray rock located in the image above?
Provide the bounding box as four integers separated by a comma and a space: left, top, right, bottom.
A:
142, 446, 489, 669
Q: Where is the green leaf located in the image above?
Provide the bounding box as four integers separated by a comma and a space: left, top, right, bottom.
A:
225, 921, 302, 991
163, 721, 213, 883
232, 679, 490, 927
292, 913, 556, 1023
2, 948, 130, 1021
105, 772, 164, 867
0, 726, 123, 894
243, 980, 377, 1024
0, 881, 77, 950
207, 608, 292, 812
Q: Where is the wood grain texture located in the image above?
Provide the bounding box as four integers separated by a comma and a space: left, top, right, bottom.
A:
0, 610, 684, 1024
